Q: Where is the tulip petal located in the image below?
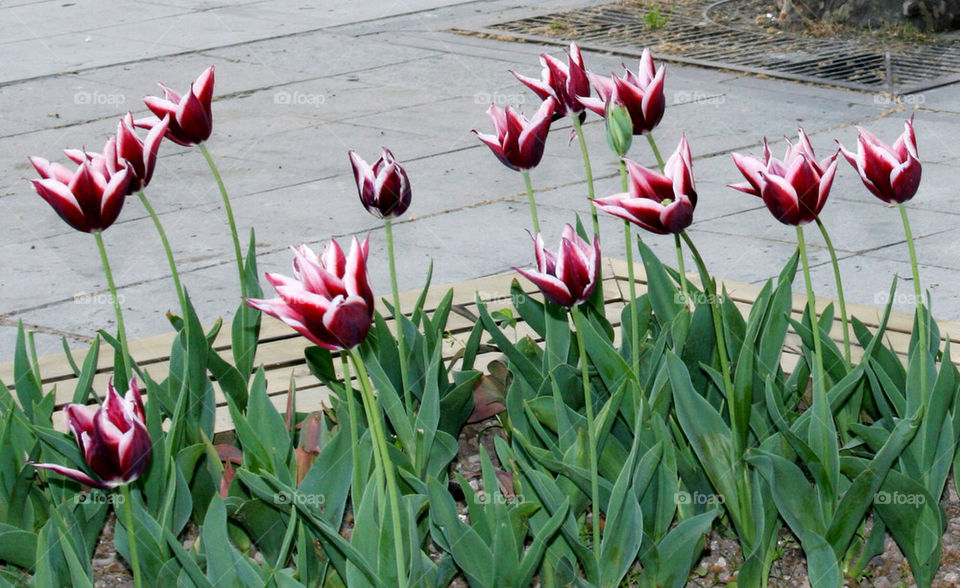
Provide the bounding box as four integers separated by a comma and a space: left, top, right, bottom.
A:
29, 462, 112, 490
32, 178, 89, 232
515, 268, 574, 307
322, 297, 372, 349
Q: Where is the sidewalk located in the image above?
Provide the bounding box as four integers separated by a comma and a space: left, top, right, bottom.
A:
2, 0, 959, 360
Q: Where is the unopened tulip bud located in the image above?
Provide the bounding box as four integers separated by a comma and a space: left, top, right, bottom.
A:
605, 99, 633, 157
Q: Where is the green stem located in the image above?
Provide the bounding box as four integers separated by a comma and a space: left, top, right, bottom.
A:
384, 219, 412, 412
138, 191, 186, 317
199, 143, 246, 297
340, 354, 365, 500
645, 133, 665, 172
118, 485, 143, 588
681, 231, 738, 452
571, 307, 601, 563
675, 234, 691, 311
797, 226, 826, 398
620, 162, 640, 378
815, 217, 851, 367
522, 170, 540, 233
899, 203, 928, 406
94, 231, 132, 384
572, 113, 600, 238
349, 348, 408, 587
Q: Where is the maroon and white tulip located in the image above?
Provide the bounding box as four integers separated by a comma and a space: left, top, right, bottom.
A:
137, 66, 215, 146
512, 42, 590, 118
594, 135, 696, 235
29, 153, 131, 233
247, 237, 375, 351
515, 224, 600, 308
30, 380, 152, 489
838, 117, 921, 204
473, 98, 556, 171
65, 113, 169, 195
580, 49, 665, 135
348, 148, 412, 219
730, 129, 838, 226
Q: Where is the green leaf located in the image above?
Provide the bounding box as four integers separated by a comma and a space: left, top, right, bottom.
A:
233, 229, 263, 381
599, 418, 644, 587
666, 352, 740, 524
637, 240, 682, 325
654, 511, 717, 588
427, 477, 495, 587
0, 524, 36, 569
13, 322, 42, 423
202, 495, 239, 586
476, 296, 542, 388
70, 337, 101, 405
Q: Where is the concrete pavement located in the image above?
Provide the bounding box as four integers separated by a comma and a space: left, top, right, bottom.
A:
2, 0, 959, 360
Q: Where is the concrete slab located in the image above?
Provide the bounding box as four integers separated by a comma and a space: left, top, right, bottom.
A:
3, 0, 960, 363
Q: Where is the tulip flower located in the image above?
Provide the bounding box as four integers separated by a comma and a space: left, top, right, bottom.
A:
580, 49, 665, 136
515, 224, 600, 308
594, 135, 696, 234
247, 237, 374, 351
512, 42, 590, 118
30, 380, 151, 489
137, 66, 214, 146
838, 117, 921, 204
29, 154, 131, 233
472, 98, 556, 171
348, 148, 412, 219
65, 114, 169, 195
730, 129, 838, 226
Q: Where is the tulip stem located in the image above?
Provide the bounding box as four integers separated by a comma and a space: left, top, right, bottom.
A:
814, 217, 851, 367
572, 113, 600, 238
571, 307, 601, 563
349, 348, 408, 587
620, 158, 641, 378
384, 219, 413, 412
340, 354, 365, 499
899, 203, 929, 406
675, 234, 691, 311
797, 225, 828, 406
94, 230, 132, 386
137, 191, 186, 318
522, 170, 540, 233
681, 231, 738, 452
118, 485, 143, 588
199, 143, 246, 298
646, 132, 665, 172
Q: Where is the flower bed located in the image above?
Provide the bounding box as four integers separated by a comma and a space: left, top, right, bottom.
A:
0, 43, 953, 588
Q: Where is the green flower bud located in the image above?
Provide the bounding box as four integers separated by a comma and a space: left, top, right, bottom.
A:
605, 99, 633, 157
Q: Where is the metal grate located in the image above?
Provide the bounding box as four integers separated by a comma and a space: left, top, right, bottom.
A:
459, 1, 960, 94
